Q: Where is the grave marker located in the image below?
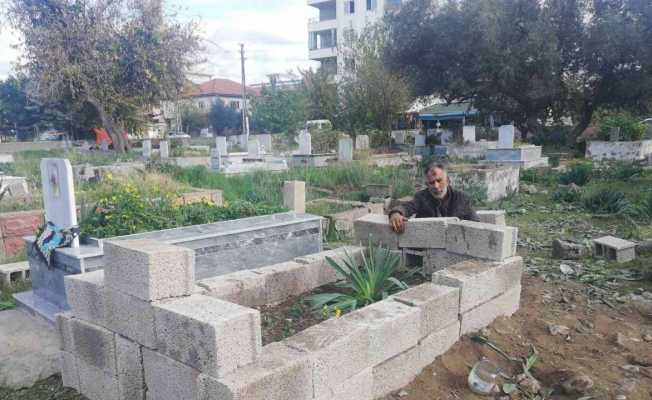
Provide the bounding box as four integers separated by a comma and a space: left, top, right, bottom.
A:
498, 125, 515, 149
257, 134, 272, 152
159, 141, 169, 160
142, 140, 152, 160
283, 181, 306, 214
415, 134, 426, 147
298, 131, 312, 155
247, 139, 261, 159
210, 149, 221, 171
40, 158, 79, 248
463, 126, 476, 143
356, 135, 370, 150
215, 136, 227, 155
338, 137, 353, 162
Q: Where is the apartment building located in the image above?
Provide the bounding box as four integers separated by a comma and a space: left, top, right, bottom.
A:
308, 0, 403, 76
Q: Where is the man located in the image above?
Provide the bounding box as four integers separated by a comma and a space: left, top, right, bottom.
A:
389, 162, 479, 233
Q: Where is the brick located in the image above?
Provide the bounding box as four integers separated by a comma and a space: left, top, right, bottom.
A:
153, 294, 261, 378
432, 257, 523, 313
283, 317, 370, 399
69, 318, 116, 372
353, 214, 399, 249
460, 285, 521, 335
445, 220, 518, 261
0, 211, 44, 237
294, 246, 365, 288
341, 299, 421, 366
104, 239, 195, 301
423, 249, 475, 275
198, 270, 267, 307
64, 270, 107, 327
105, 288, 157, 348
3, 237, 27, 257
317, 367, 373, 400
55, 312, 74, 352
398, 217, 458, 249
476, 210, 506, 225
419, 322, 460, 366
115, 336, 144, 400
392, 283, 460, 338
143, 348, 199, 400
77, 360, 120, 400
60, 351, 80, 391
253, 261, 312, 305
372, 345, 423, 399
197, 342, 312, 400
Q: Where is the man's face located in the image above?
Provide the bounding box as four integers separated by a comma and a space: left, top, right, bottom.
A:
426, 168, 448, 199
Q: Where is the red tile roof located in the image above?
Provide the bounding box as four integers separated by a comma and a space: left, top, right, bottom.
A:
184, 78, 260, 98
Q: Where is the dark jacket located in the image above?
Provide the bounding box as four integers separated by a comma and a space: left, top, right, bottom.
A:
389, 186, 479, 221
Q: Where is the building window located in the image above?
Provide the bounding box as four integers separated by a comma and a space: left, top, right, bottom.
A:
344, 0, 354, 15
198, 101, 205, 110
229, 101, 239, 110
367, 0, 376, 11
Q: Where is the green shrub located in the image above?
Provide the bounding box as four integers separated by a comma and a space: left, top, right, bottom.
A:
559, 162, 593, 186
0, 162, 16, 175
581, 187, 629, 214
598, 112, 646, 141
626, 190, 652, 221
310, 128, 339, 153
552, 186, 583, 203
604, 161, 643, 181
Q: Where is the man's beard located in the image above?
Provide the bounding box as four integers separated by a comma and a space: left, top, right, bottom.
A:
429, 185, 448, 199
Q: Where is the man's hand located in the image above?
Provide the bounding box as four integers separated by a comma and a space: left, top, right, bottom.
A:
389, 213, 408, 233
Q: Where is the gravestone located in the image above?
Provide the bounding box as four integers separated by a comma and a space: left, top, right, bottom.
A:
498, 125, 515, 149
257, 134, 272, 152
356, 135, 370, 150
0, 154, 14, 163
99, 141, 109, 152
298, 131, 312, 155
463, 126, 476, 143
283, 181, 306, 214
415, 134, 426, 147
210, 149, 221, 171
215, 136, 227, 155
142, 140, 152, 160
40, 159, 79, 248
247, 139, 261, 158
159, 140, 169, 160
392, 131, 406, 145
338, 137, 354, 162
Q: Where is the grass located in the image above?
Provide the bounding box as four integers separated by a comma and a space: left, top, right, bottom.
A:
0, 375, 83, 400
306, 200, 356, 216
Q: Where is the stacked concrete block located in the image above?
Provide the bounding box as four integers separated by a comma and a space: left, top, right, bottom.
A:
104, 287, 158, 348
143, 348, 200, 400
418, 321, 461, 366
198, 270, 267, 307
476, 210, 506, 225
294, 245, 365, 288
593, 235, 636, 263
354, 214, 399, 249
64, 270, 107, 328
372, 345, 423, 398
398, 217, 458, 249
445, 220, 517, 261
323, 367, 373, 400
392, 283, 459, 338
423, 248, 476, 274
459, 285, 521, 334
252, 261, 313, 305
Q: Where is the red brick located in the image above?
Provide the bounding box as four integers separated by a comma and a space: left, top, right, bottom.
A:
4, 237, 28, 257
0, 211, 44, 237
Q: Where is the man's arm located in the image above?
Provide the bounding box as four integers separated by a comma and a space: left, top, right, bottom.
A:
388, 196, 420, 233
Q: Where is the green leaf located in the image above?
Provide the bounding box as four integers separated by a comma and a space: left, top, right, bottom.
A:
502, 383, 517, 394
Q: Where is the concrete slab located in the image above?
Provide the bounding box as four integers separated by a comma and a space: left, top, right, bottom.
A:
392, 283, 460, 338
353, 214, 399, 250
460, 285, 522, 335
143, 348, 200, 400
398, 218, 457, 249
64, 270, 107, 328
446, 220, 517, 261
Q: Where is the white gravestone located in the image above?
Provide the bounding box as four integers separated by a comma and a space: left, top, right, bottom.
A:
392, 131, 406, 145
415, 134, 426, 147
463, 126, 476, 143
338, 137, 354, 162
498, 125, 515, 149
40, 159, 79, 248
142, 140, 152, 160
210, 149, 221, 171
298, 131, 312, 155
215, 136, 228, 155
356, 135, 370, 150
247, 139, 261, 158
257, 134, 272, 152
159, 140, 169, 160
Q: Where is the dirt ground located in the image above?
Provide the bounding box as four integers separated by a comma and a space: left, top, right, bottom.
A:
383, 274, 652, 400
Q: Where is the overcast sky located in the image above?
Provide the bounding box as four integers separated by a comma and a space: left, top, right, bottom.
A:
0, 0, 319, 84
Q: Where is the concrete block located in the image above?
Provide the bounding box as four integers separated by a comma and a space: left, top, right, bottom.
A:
283, 181, 306, 214
115, 335, 144, 400
60, 351, 80, 391
354, 214, 399, 250
198, 270, 267, 307
432, 257, 523, 313
341, 298, 421, 366
64, 270, 107, 327
153, 294, 261, 378
78, 361, 120, 400
197, 342, 312, 400
143, 348, 199, 400
419, 322, 460, 366
423, 249, 475, 275
55, 312, 74, 352
398, 217, 457, 249
460, 285, 521, 335
253, 261, 312, 305
593, 235, 636, 263
294, 246, 365, 288
105, 288, 157, 349
392, 283, 460, 338
317, 367, 373, 400
104, 239, 195, 302
445, 220, 518, 261
70, 318, 116, 372
283, 317, 370, 399
476, 210, 506, 225
372, 345, 422, 399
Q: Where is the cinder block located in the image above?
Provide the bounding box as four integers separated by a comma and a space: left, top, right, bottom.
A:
253, 261, 312, 305
354, 214, 399, 249
294, 246, 365, 288
317, 367, 373, 400
593, 235, 636, 263
283, 317, 370, 399
115, 335, 144, 400
432, 257, 523, 313
70, 318, 116, 372
153, 294, 262, 378
392, 283, 460, 338
60, 351, 80, 391
55, 312, 74, 352
423, 249, 475, 275
341, 298, 421, 366
460, 285, 521, 335
64, 270, 107, 327
78, 361, 120, 400
476, 210, 506, 225
398, 217, 458, 249
197, 342, 312, 400
143, 348, 199, 400
445, 220, 518, 261
372, 345, 422, 399
198, 270, 267, 307
419, 322, 460, 366
105, 288, 157, 349
104, 239, 195, 301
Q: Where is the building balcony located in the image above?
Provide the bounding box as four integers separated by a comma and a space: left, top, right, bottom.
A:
309, 47, 337, 61
307, 0, 335, 7
308, 18, 337, 32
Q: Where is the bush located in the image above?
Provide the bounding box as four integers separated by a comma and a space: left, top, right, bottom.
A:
559, 162, 593, 186
309, 128, 339, 153
581, 188, 629, 214
598, 112, 646, 141
603, 161, 643, 181
552, 186, 583, 203
626, 190, 652, 221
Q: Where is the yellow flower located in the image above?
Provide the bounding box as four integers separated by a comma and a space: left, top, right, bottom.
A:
334, 307, 342, 318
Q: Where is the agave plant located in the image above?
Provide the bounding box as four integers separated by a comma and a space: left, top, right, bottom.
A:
308, 242, 408, 313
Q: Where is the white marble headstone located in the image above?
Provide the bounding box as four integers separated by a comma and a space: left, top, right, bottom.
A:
159, 140, 169, 159
257, 134, 272, 152
463, 126, 476, 143
298, 131, 312, 155
392, 131, 406, 145
210, 148, 221, 171
247, 139, 261, 158
40, 159, 79, 248
338, 137, 354, 162
356, 135, 370, 150
415, 134, 426, 147
498, 125, 515, 149
142, 140, 152, 160
215, 136, 228, 155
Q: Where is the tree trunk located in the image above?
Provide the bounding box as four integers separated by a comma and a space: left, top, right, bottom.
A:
86, 95, 130, 153
526, 115, 544, 140
569, 105, 594, 145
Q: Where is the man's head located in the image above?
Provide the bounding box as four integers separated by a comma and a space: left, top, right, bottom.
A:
424, 162, 449, 199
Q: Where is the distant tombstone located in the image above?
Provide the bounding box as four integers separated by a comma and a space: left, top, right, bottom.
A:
283, 181, 306, 214
142, 139, 152, 160
210, 148, 221, 171
298, 131, 312, 155
356, 135, 370, 150
338, 137, 354, 162
257, 134, 272, 152
0, 154, 14, 164
440, 130, 454, 145
463, 126, 477, 143
392, 131, 406, 145
99, 141, 110, 152
415, 134, 426, 147
159, 140, 169, 160
40, 159, 79, 248
247, 139, 261, 158
498, 125, 515, 149
215, 136, 228, 155
239, 134, 248, 146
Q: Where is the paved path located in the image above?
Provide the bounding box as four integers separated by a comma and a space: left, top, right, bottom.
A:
0, 309, 60, 389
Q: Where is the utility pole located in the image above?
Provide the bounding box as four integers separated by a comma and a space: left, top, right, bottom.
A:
240, 43, 249, 143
